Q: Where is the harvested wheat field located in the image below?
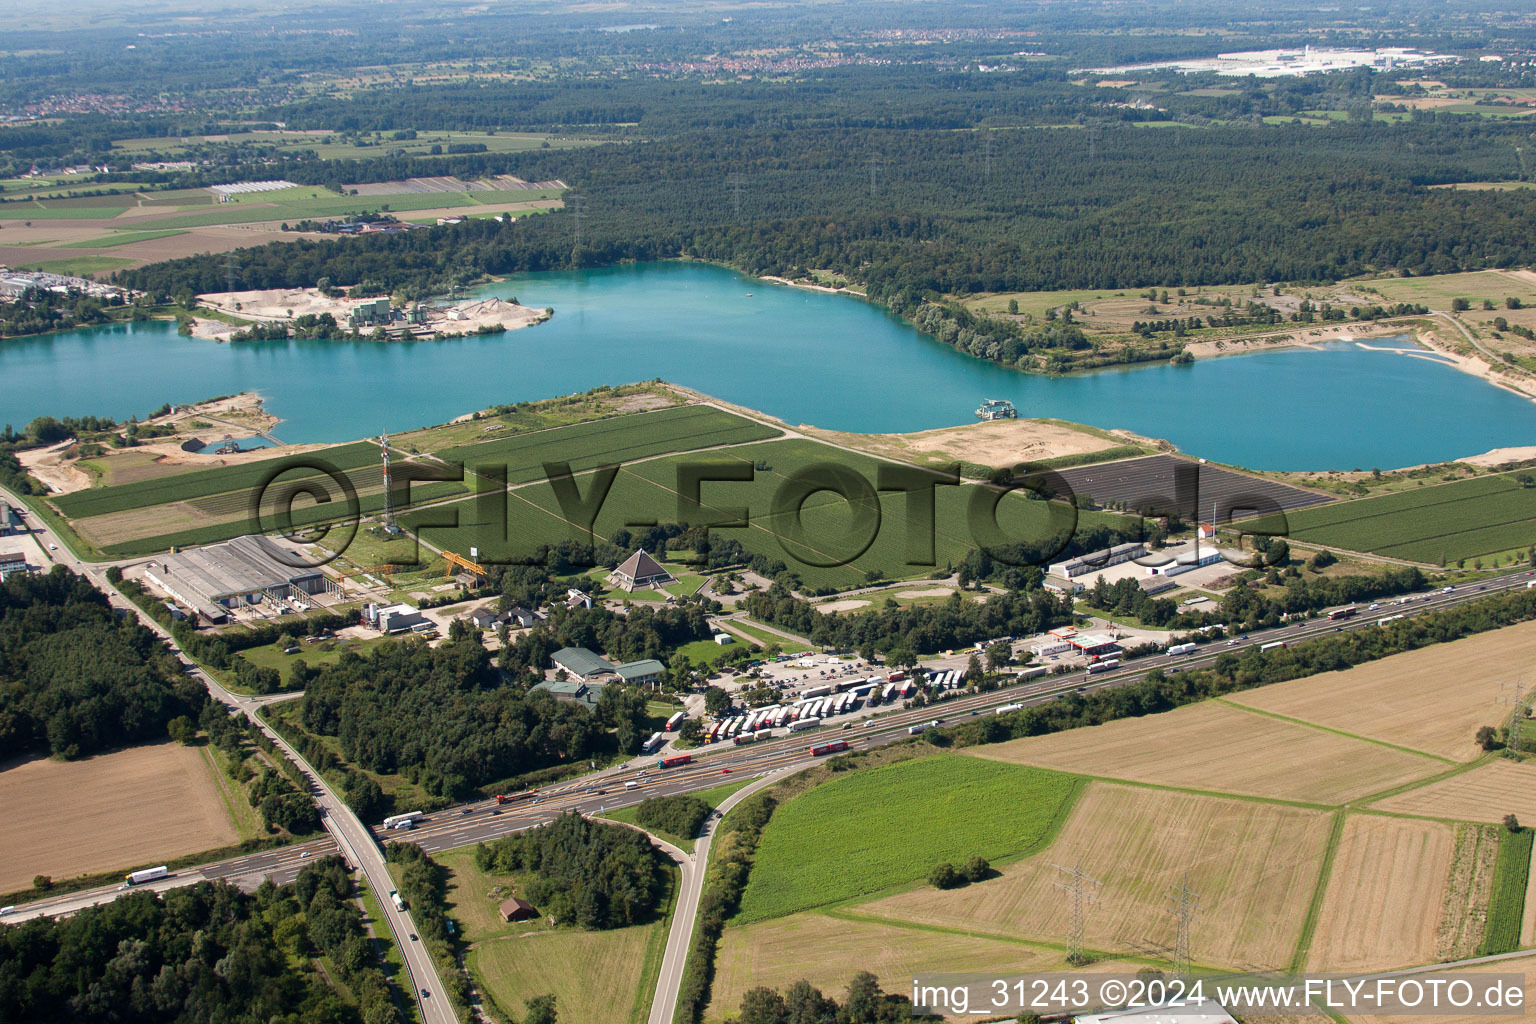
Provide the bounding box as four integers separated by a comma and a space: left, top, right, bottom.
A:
1370, 760, 1536, 824
862, 783, 1331, 971
1306, 815, 1459, 972
1228, 621, 1536, 761
0, 742, 239, 892
708, 913, 1117, 1023
967, 700, 1443, 804
1351, 954, 1536, 1024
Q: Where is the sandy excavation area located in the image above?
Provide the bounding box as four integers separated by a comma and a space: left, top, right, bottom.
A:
195, 287, 550, 339
808, 417, 1128, 471
0, 743, 240, 892
18, 393, 324, 495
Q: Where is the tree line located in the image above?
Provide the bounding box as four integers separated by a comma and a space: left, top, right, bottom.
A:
0, 857, 405, 1024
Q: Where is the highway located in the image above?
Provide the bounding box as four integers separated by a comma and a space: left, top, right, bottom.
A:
0, 486, 457, 1024
7, 478, 1534, 1021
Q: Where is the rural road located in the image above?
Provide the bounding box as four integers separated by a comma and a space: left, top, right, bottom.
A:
644, 766, 804, 1024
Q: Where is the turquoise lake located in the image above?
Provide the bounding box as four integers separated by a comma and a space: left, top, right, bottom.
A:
5, 260, 1536, 471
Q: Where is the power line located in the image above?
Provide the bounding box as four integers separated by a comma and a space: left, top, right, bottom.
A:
569, 194, 586, 256
726, 174, 746, 220
1497, 679, 1532, 753
982, 133, 995, 182
1052, 863, 1102, 966
1167, 883, 1202, 981
866, 155, 882, 197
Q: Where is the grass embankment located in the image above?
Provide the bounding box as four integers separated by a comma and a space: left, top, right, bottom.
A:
734, 754, 1081, 923
439, 847, 677, 1024
600, 779, 752, 853
1480, 827, 1535, 956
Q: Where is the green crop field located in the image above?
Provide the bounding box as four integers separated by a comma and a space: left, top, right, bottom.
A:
1479, 827, 1533, 956
733, 755, 1080, 923
1249, 472, 1536, 564
432, 405, 779, 482
0, 203, 132, 220
54, 441, 383, 519
57, 229, 188, 248
410, 435, 1132, 590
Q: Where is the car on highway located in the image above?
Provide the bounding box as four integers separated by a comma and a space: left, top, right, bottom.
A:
421, 989, 430, 998
1443, 586, 1455, 593
299, 852, 311, 859
721, 767, 732, 774
409, 933, 417, 941
1226, 639, 1239, 646
460, 808, 473, 815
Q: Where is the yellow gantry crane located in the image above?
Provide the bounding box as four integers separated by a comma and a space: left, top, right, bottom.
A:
442, 550, 487, 582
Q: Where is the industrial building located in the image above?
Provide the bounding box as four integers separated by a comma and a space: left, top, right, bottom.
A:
533, 678, 605, 709
607, 549, 676, 592
1048, 542, 1147, 579
615, 659, 665, 686
0, 501, 20, 536
365, 602, 427, 634
143, 536, 330, 623
0, 549, 29, 580
1148, 546, 1225, 577
551, 647, 615, 680
1075, 1004, 1235, 1024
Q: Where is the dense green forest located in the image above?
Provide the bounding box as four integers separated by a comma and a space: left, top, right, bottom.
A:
474, 812, 667, 930
0, 568, 207, 760
295, 629, 654, 798
117, 119, 1536, 321
0, 857, 403, 1024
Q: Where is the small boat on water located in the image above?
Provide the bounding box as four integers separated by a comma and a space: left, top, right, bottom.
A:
975, 398, 1017, 421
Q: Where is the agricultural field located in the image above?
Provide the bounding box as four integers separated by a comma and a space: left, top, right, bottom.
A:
430, 405, 780, 487
734, 755, 1080, 923
1305, 815, 1460, 972
54, 440, 472, 556
1351, 269, 1536, 311
1351, 955, 1536, 1024
1370, 760, 1536, 825
389, 383, 685, 452
412, 434, 1141, 591
1480, 827, 1533, 955
107, 128, 601, 162
1226, 621, 1536, 762
0, 179, 564, 273
862, 783, 1330, 971
0, 742, 240, 893
709, 914, 1067, 1023
440, 848, 672, 1024
968, 700, 1445, 805
1244, 470, 1536, 565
